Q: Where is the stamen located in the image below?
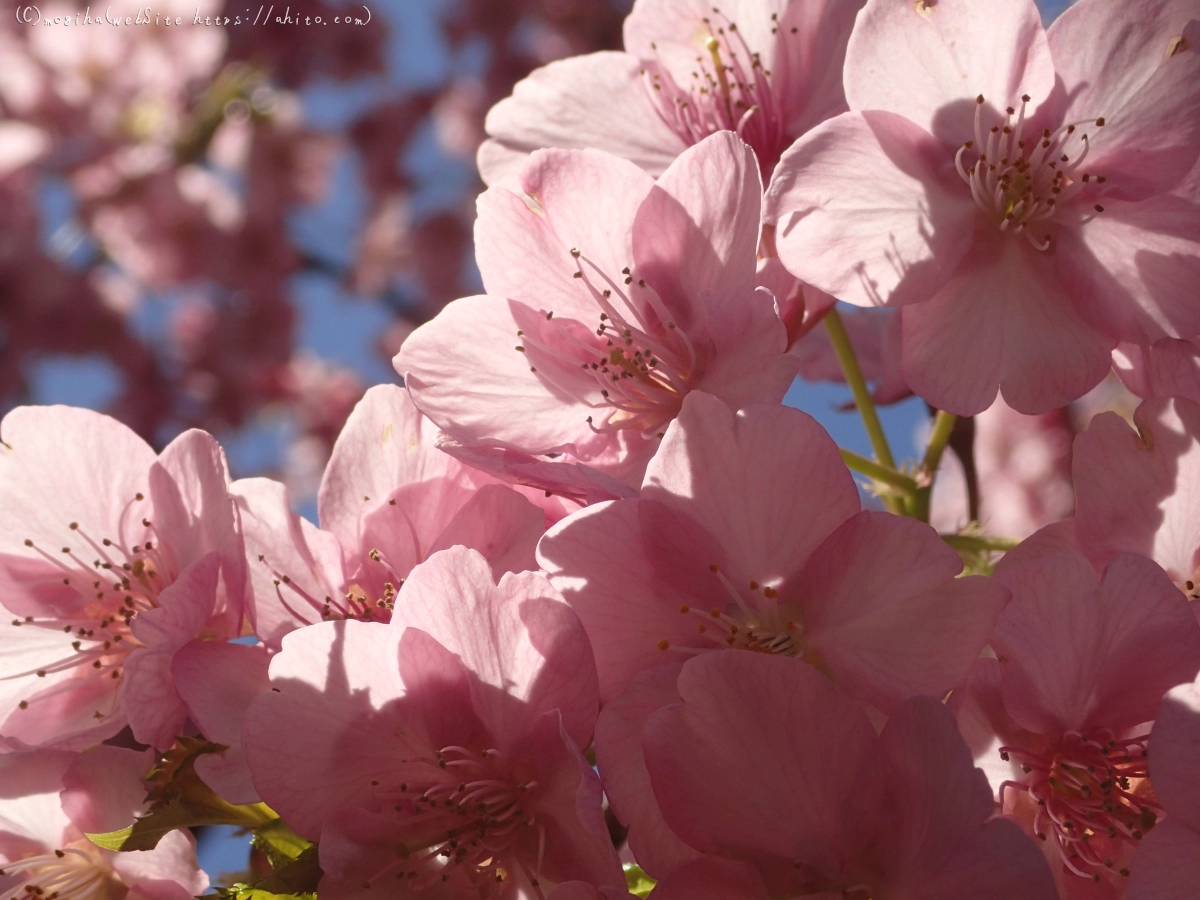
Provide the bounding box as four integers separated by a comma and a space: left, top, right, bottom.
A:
957, 96, 1108, 249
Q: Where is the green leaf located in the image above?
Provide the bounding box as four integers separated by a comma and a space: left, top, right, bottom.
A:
217, 885, 313, 900
624, 863, 656, 898
241, 845, 322, 897
251, 820, 313, 870
87, 738, 275, 852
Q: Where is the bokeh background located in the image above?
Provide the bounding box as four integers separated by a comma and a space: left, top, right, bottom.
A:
0, 0, 1076, 884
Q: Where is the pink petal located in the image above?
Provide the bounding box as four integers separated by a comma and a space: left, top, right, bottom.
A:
844, 0, 1055, 143
946, 658, 1029, 799
547, 884, 640, 900
647, 858, 772, 900
766, 111, 976, 308
643, 652, 884, 875
0, 620, 123, 748
593, 662, 701, 879
773, 0, 866, 138
397, 295, 613, 457
1147, 676, 1200, 829
877, 696, 1057, 900
121, 646, 190, 751
475, 148, 653, 319
1127, 820, 1200, 900
435, 438, 639, 505
1114, 338, 1200, 403
110, 828, 208, 899
644, 393, 860, 586
0, 652, 122, 752
511, 711, 625, 891
689, 286, 797, 411
480, 52, 688, 185
232, 477, 347, 647
1074, 399, 1200, 581
124, 553, 226, 749
631, 132, 760, 315
391, 546, 599, 749
129, 552, 223, 651
318, 384, 464, 551
992, 551, 1200, 734
242, 620, 424, 839
172, 640, 271, 804
1048, 2, 1200, 199
0, 750, 75, 853
61, 745, 155, 835
150, 429, 241, 591
424, 483, 545, 578
315, 807, 416, 900
998, 519, 1081, 569
0, 406, 154, 619
901, 236, 1115, 415
537, 499, 699, 701
1056, 188, 1200, 344
888, 818, 1057, 900
799, 511, 1009, 713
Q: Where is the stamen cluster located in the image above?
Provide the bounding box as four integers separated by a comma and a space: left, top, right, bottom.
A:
1000, 730, 1160, 880
955, 94, 1107, 250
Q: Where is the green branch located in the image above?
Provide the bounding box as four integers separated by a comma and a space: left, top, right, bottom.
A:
910, 410, 958, 522
940, 534, 1020, 554
840, 448, 920, 495
824, 307, 896, 470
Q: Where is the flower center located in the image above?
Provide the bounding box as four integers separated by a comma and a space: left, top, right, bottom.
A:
6, 497, 170, 719
657, 564, 818, 661
0, 846, 115, 900
363, 746, 543, 898
640, 8, 790, 173
999, 730, 1159, 881
514, 249, 698, 441
955, 95, 1107, 251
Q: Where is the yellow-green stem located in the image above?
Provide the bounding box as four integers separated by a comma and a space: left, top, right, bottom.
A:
840, 448, 920, 495
824, 307, 896, 470
910, 410, 958, 522
940, 534, 1020, 554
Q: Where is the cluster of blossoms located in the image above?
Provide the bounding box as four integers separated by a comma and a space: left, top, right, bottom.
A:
2, 0, 1200, 898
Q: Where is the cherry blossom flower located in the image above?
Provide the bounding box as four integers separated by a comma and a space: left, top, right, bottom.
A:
958, 550, 1200, 890
642, 652, 1057, 899
538, 392, 1008, 874
766, 0, 1200, 415
396, 133, 796, 495
478, 0, 865, 185
1128, 673, 1200, 899
0, 746, 208, 900
1072, 397, 1200, 613
241, 547, 624, 898
538, 391, 1007, 707
232, 385, 549, 649
0, 406, 247, 750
